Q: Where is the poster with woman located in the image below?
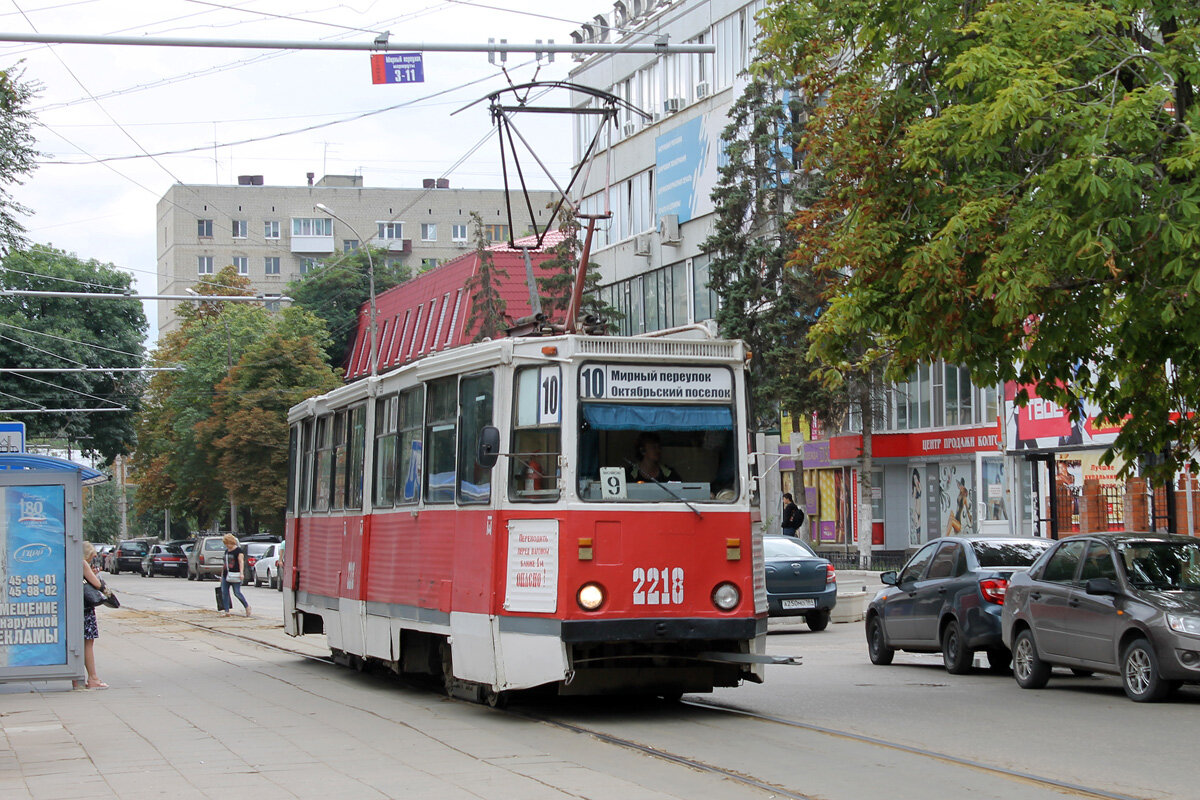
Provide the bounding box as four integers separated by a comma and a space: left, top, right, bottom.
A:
909, 466, 926, 545
940, 464, 976, 537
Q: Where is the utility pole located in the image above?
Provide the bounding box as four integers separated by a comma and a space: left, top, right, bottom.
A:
116, 455, 129, 540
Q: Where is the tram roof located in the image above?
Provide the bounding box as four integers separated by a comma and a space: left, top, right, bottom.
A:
342, 230, 569, 380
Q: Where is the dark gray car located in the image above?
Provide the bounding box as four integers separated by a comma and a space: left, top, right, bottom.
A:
866, 536, 1052, 673
1003, 532, 1200, 702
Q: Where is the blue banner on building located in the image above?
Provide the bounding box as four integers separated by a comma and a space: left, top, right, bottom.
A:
1, 484, 67, 667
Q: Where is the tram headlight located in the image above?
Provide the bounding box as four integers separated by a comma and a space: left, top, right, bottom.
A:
712, 582, 741, 611
577, 582, 605, 611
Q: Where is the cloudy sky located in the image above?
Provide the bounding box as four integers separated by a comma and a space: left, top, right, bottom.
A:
2, 0, 591, 343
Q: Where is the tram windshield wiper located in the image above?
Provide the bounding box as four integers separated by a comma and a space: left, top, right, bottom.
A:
623, 458, 702, 517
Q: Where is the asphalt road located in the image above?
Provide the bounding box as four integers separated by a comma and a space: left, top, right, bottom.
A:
94, 571, 1191, 800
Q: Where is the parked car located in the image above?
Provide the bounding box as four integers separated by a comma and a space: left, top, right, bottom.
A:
141, 543, 188, 578
252, 542, 284, 588
108, 539, 151, 575
90, 544, 113, 572
762, 535, 837, 631
866, 536, 1053, 673
1003, 531, 1200, 702
243, 543, 274, 583
188, 535, 228, 581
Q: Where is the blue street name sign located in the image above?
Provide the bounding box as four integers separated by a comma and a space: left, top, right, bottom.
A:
370, 53, 425, 85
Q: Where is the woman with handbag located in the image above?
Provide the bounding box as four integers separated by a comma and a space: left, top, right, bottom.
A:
220, 534, 251, 617
77, 543, 108, 689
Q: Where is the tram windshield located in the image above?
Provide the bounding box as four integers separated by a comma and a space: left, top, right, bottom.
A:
577, 401, 738, 503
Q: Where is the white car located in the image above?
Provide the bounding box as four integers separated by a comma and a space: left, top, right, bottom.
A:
253, 542, 285, 589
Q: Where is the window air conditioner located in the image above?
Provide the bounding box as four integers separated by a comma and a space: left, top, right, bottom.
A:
659, 214, 681, 244
695, 81, 710, 99
622, 121, 637, 136
663, 97, 682, 114
634, 234, 652, 256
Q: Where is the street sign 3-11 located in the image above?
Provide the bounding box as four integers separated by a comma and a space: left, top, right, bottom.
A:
370, 53, 424, 84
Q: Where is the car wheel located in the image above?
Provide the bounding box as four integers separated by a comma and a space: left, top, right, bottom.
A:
254, 573, 263, 588
985, 646, 1012, 675
866, 615, 894, 666
805, 610, 830, 632
1012, 629, 1050, 689
1122, 638, 1178, 702
942, 620, 972, 674
268, 570, 277, 590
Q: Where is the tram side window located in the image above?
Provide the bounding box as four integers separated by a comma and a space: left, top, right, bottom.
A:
425, 378, 457, 503
287, 425, 298, 514
510, 366, 561, 502
458, 371, 494, 505
397, 388, 424, 504
314, 415, 332, 512
331, 410, 347, 511
299, 419, 315, 512
374, 395, 398, 507
348, 404, 365, 509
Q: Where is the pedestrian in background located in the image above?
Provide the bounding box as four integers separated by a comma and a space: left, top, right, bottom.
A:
781, 492, 804, 538
77, 542, 108, 689
220, 534, 251, 617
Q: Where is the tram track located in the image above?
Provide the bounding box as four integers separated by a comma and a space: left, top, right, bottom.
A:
117, 590, 1148, 800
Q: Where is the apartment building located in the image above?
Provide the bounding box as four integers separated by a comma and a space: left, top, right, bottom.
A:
155, 173, 556, 337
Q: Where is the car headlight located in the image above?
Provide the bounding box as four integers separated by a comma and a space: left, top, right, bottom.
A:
577, 582, 605, 611
1166, 613, 1200, 636
712, 582, 740, 611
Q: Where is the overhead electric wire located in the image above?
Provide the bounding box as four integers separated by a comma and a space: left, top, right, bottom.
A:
0, 320, 145, 359
0, 332, 87, 365
8, 370, 127, 408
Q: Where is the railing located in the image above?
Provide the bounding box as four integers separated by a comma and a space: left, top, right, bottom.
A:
823, 551, 908, 572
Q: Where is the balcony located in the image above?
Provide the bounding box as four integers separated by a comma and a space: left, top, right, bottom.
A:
372, 237, 412, 253
290, 235, 335, 254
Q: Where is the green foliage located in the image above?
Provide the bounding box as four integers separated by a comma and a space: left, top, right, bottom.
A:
0, 244, 147, 462
759, 0, 1200, 478
538, 205, 620, 329
133, 299, 339, 533
0, 65, 41, 253
464, 211, 509, 341
704, 68, 838, 430
287, 247, 409, 367
82, 479, 120, 544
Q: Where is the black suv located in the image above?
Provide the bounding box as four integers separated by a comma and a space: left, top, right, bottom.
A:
109, 539, 151, 575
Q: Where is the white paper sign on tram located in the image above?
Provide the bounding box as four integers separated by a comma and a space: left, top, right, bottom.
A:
578, 365, 733, 401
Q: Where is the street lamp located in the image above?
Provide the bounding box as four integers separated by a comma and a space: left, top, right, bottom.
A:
314, 203, 377, 377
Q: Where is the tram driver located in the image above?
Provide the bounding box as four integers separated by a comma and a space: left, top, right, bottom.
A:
627, 432, 683, 483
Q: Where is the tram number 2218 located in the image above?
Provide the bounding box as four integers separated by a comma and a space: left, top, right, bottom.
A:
632, 567, 684, 605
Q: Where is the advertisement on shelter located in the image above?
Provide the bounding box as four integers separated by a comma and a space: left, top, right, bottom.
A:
0, 485, 67, 668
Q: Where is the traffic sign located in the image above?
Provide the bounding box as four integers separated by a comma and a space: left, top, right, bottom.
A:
370, 53, 424, 84
0, 422, 25, 453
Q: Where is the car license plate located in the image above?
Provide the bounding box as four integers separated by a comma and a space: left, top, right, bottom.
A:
782, 598, 816, 609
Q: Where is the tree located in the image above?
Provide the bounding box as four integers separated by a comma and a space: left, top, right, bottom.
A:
133, 286, 339, 533
464, 211, 509, 340
759, 0, 1200, 479
704, 68, 838, 432
197, 309, 341, 533
287, 247, 409, 367
0, 65, 42, 254
0, 244, 147, 461
537, 205, 619, 330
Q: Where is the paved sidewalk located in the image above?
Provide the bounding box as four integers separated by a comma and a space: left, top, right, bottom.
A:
0, 608, 772, 800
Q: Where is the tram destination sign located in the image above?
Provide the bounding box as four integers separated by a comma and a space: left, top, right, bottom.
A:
578, 365, 732, 401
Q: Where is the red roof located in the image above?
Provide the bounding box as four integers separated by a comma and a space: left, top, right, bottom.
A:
343, 230, 571, 379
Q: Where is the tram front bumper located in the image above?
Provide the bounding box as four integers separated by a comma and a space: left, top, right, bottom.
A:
560, 616, 765, 643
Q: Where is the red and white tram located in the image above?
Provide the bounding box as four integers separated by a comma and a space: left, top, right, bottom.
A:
281, 326, 776, 701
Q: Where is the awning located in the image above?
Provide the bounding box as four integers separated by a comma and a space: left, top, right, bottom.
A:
581, 403, 732, 431
0, 454, 107, 485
